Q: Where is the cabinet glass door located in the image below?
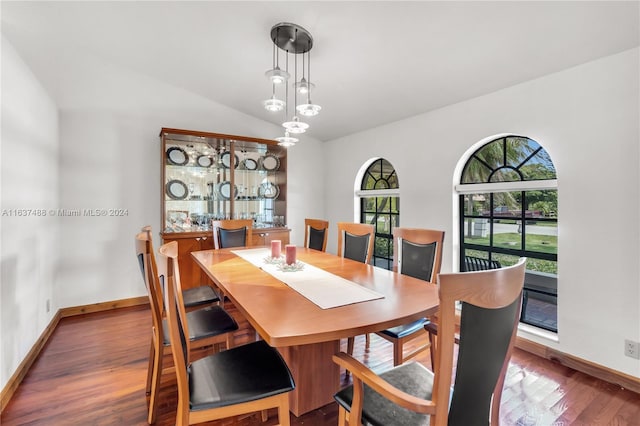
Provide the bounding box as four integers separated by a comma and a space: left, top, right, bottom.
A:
164, 137, 231, 233
233, 140, 286, 229
161, 129, 286, 234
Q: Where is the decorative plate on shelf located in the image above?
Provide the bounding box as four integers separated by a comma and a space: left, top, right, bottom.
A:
166, 179, 189, 200
260, 154, 280, 171
258, 182, 280, 199
196, 155, 214, 168
221, 152, 239, 169
243, 158, 258, 170
166, 147, 189, 166
217, 181, 238, 200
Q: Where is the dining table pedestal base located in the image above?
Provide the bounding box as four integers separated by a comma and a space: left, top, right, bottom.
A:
278, 340, 341, 417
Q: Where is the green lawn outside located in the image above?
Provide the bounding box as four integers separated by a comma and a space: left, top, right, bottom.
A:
466, 232, 557, 254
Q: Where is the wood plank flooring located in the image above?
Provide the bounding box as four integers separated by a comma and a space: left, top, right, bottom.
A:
2, 304, 639, 425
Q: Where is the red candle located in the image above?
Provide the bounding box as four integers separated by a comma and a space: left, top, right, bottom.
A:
285, 244, 297, 265
271, 240, 281, 258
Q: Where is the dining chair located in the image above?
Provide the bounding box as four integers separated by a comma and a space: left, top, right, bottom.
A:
135, 233, 239, 424
333, 258, 527, 426
338, 222, 376, 359
158, 241, 295, 426
140, 226, 220, 309
337, 222, 375, 264
423, 254, 503, 369
304, 218, 329, 252
372, 228, 444, 367
211, 219, 254, 249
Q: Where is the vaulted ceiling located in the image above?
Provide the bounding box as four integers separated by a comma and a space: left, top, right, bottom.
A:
2, 1, 638, 141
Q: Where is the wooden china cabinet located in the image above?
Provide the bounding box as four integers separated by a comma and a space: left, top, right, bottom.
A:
160, 128, 290, 288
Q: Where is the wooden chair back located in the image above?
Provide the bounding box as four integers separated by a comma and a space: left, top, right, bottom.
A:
435, 257, 526, 424
157, 241, 192, 407
304, 218, 329, 252
211, 219, 253, 249
158, 240, 293, 425
135, 226, 164, 338
334, 258, 526, 426
337, 222, 375, 264
392, 228, 445, 282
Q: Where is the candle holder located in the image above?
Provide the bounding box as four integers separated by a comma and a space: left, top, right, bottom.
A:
277, 260, 305, 272
263, 255, 284, 265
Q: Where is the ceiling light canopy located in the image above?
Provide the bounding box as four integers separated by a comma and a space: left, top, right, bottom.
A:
263, 22, 321, 147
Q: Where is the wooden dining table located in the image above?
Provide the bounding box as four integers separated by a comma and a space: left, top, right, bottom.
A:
191, 246, 440, 417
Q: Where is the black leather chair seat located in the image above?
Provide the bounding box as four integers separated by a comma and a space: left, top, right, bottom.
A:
182, 286, 219, 308
378, 318, 429, 339
162, 305, 238, 344
189, 340, 295, 410
334, 362, 434, 426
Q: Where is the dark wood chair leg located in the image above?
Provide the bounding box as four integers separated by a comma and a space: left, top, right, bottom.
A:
146, 339, 154, 395
428, 331, 436, 370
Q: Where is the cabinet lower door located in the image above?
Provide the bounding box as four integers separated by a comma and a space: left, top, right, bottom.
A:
167, 237, 204, 289
198, 235, 215, 286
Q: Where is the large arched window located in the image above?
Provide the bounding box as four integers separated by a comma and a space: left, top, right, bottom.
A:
457, 135, 558, 332
357, 158, 399, 270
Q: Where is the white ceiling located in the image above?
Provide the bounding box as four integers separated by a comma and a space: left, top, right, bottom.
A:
2, 1, 638, 142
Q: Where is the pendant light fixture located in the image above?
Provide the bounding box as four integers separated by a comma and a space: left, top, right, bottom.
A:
296, 38, 322, 118
263, 22, 321, 146
263, 33, 287, 112
264, 31, 289, 85
281, 45, 309, 134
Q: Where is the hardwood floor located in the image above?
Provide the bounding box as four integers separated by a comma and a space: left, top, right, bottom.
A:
2, 304, 639, 425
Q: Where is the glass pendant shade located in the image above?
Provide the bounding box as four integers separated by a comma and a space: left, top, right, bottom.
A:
263, 95, 285, 112
265, 66, 290, 84
276, 131, 298, 147
296, 102, 321, 117
282, 116, 309, 134
294, 78, 315, 94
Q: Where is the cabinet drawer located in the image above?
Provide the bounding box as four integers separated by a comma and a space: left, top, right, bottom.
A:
251, 228, 290, 247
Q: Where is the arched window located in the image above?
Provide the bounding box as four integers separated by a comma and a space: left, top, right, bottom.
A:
356, 158, 399, 270
457, 135, 558, 332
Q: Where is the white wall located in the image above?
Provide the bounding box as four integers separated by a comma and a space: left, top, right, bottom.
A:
1, 36, 59, 390
324, 48, 640, 378
55, 59, 325, 308
0, 41, 325, 388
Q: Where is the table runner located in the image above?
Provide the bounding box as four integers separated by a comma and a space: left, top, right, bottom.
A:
231, 248, 384, 309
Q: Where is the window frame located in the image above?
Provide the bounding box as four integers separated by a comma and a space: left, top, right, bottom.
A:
455, 135, 558, 333
357, 158, 399, 270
